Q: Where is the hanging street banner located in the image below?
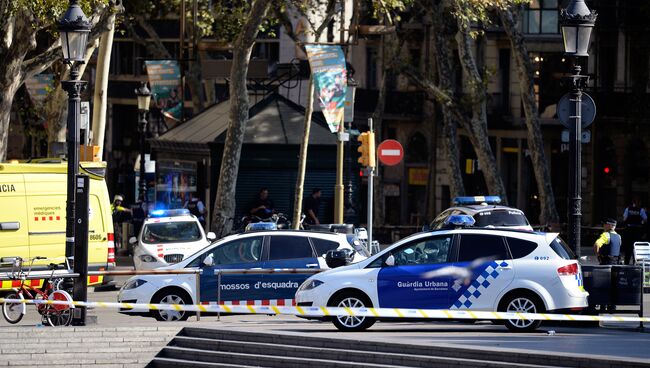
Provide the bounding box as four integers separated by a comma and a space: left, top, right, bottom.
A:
24, 74, 54, 110
305, 45, 347, 133
145, 60, 183, 127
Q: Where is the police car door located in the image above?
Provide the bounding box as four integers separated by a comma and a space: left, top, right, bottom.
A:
192, 235, 264, 303
449, 234, 514, 310
261, 235, 320, 303
376, 234, 454, 309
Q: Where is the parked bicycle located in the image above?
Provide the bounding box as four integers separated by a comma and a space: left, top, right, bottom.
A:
2, 256, 74, 326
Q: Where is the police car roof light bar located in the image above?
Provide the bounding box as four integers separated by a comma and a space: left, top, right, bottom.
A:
148, 209, 191, 218
245, 222, 278, 232
453, 196, 502, 206
444, 214, 476, 228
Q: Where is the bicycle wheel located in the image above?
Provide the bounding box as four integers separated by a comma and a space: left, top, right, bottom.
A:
2, 292, 25, 324
45, 290, 73, 327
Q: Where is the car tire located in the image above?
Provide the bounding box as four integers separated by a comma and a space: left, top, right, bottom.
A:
328, 291, 376, 332
151, 288, 192, 322
499, 291, 544, 332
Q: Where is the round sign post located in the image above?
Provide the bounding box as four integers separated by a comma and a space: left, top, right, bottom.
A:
377, 139, 404, 166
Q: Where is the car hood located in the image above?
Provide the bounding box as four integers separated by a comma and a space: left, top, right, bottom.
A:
140, 240, 208, 255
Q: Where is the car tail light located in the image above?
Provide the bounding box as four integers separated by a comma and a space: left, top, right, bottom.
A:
107, 233, 116, 265
557, 263, 578, 276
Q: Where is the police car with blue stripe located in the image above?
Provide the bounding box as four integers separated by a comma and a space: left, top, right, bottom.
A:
118, 227, 368, 321
295, 215, 588, 332
426, 196, 533, 232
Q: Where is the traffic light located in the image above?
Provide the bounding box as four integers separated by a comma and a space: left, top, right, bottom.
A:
357, 131, 376, 167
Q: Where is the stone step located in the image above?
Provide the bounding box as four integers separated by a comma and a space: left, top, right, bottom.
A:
158, 346, 409, 368
169, 335, 561, 368
180, 327, 649, 368
1, 346, 162, 354
148, 357, 261, 368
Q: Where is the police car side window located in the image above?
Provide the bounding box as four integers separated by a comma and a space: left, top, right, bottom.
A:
269, 235, 315, 260
311, 238, 339, 257
458, 234, 510, 262
505, 237, 538, 259
189, 236, 263, 267
391, 235, 453, 266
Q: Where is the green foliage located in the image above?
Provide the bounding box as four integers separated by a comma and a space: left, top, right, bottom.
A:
7, 0, 109, 29
451, 0, 530, 27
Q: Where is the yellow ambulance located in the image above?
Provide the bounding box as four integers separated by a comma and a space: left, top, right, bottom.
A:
0, 161, 115, 289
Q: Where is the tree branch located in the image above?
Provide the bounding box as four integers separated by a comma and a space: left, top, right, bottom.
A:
22, 2, 121, 80
314, 0, 338, 39
133, 14, 172, 59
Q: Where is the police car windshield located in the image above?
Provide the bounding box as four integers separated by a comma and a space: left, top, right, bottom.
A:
142, 221, 202, 244
474, 210, 528, 227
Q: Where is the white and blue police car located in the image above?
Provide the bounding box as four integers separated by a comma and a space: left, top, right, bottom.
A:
130, 209, 217, 270
427, 196, 533, 232
295, 215, 588, 332
118, 229, 368, 321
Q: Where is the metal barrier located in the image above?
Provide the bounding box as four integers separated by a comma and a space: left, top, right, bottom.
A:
214, 268, 326, 320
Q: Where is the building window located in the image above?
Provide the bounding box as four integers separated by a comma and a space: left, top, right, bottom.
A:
523, 0, 559, 34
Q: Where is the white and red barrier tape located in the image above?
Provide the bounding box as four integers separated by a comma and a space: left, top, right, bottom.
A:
1, 298, 648, 323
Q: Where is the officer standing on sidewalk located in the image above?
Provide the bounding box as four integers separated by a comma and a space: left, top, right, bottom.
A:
593, 218, 622, 265
622, 197, 647, 264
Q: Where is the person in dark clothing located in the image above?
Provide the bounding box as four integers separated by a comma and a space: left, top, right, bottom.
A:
303, 188, 322, 226
131, 196, 147, 236
622, 197, 647, 264
594, 218, 622, 265
248, 188, 275, 219
184, 192, 206, 228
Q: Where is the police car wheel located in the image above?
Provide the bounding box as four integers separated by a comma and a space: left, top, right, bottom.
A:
500, 292, 543, 332
329, 291, 376, 332
151, 288, 192, 322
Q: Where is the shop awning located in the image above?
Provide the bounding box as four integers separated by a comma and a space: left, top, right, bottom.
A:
151, 93, 336, 154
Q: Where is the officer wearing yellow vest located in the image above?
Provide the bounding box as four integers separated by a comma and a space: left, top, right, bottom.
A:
593, 218, 622, 265
111, 195, 132, 250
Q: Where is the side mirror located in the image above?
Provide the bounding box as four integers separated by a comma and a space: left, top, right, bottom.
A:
202, 254, 214, 267
421, 224, 431, 232
206, 232, 217, 242
385, 254, 395, 267
129, 237, 138, 245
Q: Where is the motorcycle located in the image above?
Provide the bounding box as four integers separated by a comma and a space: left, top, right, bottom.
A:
233, 211, 292, 233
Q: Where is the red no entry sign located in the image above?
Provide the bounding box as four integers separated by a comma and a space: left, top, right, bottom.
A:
377, 139, 404, 166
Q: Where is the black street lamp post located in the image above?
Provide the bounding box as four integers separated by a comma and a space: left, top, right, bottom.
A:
560, 0, 597, 257
59, 0, 90, 263
58, 0, 91, 325
135, 82, 151, 205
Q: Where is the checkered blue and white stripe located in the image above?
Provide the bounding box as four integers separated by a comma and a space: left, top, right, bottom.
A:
451, 260, 509, 309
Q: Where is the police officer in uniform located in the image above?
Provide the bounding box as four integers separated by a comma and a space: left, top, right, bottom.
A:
622, 197, 647, 264
184, 192, 206, 228
111, 195, 132, 251
593, 218, 622, 265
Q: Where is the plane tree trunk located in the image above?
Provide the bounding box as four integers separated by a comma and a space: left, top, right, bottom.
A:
211, 0, 271, 237
498, 5, 559, 225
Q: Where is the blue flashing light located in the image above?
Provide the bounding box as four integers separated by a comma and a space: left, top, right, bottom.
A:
453, 196, 502, 206
148, 209, 191, 218
245, 222, 277, 231
150, 209, 166, 217
445, 214, 476, 227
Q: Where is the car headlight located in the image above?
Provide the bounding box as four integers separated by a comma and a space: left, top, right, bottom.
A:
139, 255, 157, 263
122, 279, 147, 290
298, 279, 323, 292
